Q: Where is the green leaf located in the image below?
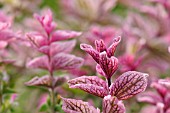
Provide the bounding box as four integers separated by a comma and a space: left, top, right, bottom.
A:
55, 104, 64, 113
47, 97, 51, 106
10, 107, 15, 112
40, 0, 60, 15
3, 88, 16, 94
39, 104, 48, 112
112, 4, 128, 17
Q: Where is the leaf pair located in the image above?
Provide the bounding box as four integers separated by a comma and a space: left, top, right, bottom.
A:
27, 32, 79, 55
27, 53, 84, 71
25, 75, 67, 88
68, 71, 148, 100
68, 76, 108, 98
62, 95, 125, 113
62, 71, 148, 113
62, 97, 100, 113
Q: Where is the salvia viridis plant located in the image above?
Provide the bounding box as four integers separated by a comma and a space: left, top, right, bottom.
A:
61, 37, 149, 113
1, 1, 170, 113
24, 10, 84, 113
0, 11, 20, 113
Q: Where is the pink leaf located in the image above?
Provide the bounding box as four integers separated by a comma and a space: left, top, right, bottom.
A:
34, 9, 52, 27
70, 84, 108, 98
96, 64, 106, 77
110, 71, 148, 100
0, 59, 15, 65
0, 11, 12, 22
52, 53, 84, 70
80, 43, 99, 63
151, 82, 168, 97
156, 103, 164, 113
159, 78, 170, 88
39, 40, 76, 55
50, 40, 76, 56
27, 56, 49, 70
95, 39, 106, 52
0, 41, 8, 49
166, 108, 170, 113
25, 75, 52, 87
68, 76, 107, 88
99, 52, 118, 79
62, 97, 100, 113
0, 22, 10, 30
25, 76, 67, 88
107, 36, 121, 57
34, 9, 56, 34
38, 45, 50, 54
26, 32, 48, 47
10, 94, 17, 103
0, 30, 16, 41
164, 93, 170, 109
51, 30, 81, 42
137, 91, 163, 105
68, 76, 108, 98
103, 95, 125, 113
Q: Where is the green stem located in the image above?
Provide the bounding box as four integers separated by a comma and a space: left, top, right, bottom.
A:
50, 86, 55, 113
0, 93, 2, 108
48, 54, 56, 113
50, 72, 55, 113
47, 29, 56, 113
0, 74, 2, 107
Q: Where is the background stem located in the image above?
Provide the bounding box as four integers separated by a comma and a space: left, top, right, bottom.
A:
0, 73, 3, 107
50, 87, 55, 113
48, 53, 56, 113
